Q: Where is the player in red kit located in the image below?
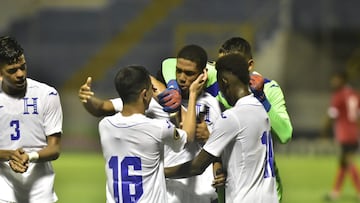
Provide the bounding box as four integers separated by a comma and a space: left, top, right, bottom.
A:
324, 71, 360, 201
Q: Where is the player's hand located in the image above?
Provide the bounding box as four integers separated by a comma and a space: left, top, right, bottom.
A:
195, 115, 210, 142
249, 73, 265, 100
157, 80, 182, 113
249, 73, 271, 112
212, 168, 227, 188
9, 148, 29, 173
190, 69, 208, 96
79, 77, 94, 103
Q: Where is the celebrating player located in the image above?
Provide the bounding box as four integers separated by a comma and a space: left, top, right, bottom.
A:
98, 65, 206, 202
0, 36, 63, 202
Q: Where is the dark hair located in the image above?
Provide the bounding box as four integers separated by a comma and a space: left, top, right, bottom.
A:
177, 44, 208, 71
218, 37, 253, 61
215, 53, 250, 85
0, 36, 24, 66
114, 65, 151, 103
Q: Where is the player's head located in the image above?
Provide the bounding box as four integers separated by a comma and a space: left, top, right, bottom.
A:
175, 44, 208, 99
330, 71, 347, 91
0, 36, 27, 97
114, 65, 153, 110
215, 53, 250, 106
218, 37, 254, 72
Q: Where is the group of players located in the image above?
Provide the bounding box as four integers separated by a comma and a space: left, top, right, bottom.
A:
0, 35, 294, 203
78, 37, 293, 203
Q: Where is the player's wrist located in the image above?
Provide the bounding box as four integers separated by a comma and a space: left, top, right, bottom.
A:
27, 151, 39, 162
261, 98, 271, 112
167, 80, 180, 92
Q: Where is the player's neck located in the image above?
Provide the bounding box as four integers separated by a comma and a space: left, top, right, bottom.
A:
121, 104, 146, 116
236, 88, 250, 100
1, 82, 26, 98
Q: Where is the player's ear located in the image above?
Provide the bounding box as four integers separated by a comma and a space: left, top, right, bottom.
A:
140, 88, 147, 99
221, 77, 229, 87
142, 88, 152, 102
248, 59, 254, 71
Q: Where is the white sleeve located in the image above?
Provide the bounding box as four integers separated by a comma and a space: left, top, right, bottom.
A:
203, 112, 237, 157
44, 87, 63, 136
110, 98, 123, 112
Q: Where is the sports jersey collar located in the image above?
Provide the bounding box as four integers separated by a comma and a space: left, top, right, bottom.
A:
234, 94, 258, 107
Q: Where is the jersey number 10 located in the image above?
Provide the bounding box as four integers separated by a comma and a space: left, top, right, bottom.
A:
261, 131, 275, 178
109, 156, 143, 203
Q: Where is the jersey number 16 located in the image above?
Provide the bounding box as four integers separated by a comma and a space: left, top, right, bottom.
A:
109, 156, 143, 203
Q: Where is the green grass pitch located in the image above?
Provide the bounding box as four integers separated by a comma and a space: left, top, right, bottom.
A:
53, 152, 360, 203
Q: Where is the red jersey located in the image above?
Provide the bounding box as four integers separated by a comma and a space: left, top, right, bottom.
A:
329, 86, 360, 144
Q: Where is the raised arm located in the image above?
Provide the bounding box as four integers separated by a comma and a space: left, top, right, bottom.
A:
181, 70, 208, 143
250, 74, 293, 144
264, 80, 293, 143
78, 77, 116, 117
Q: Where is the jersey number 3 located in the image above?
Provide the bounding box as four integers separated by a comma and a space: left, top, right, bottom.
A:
10, 120, 21, 140
109, 156, 143, 203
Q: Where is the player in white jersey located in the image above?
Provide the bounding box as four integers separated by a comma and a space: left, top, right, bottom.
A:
98, 65, 206, 203
165, 54, 279, 203
0, 36, 63, 203
160, 45, 221, 203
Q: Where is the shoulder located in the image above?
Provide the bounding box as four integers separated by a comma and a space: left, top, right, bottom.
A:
100, 113, 155, 128
198, 92, 218, 102
27, 78, 58, 92
264, 78, 280, 87
27, 78, 59, 98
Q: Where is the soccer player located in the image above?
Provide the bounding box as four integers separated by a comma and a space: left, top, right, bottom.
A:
165, 53, 279, 203
0, 36, 63, 202
160, 37, 293, 202
323, 71, 360, 201
98, 65, 205, 203
161, 45, 221, 203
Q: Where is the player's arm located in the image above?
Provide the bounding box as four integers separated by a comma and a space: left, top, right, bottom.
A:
8, 133, 62, 173
165, 149, 216, 178
79, 77, 117, 117
264, 80, 293, 144
29, 133, 62, 162
181, 71, 208, 142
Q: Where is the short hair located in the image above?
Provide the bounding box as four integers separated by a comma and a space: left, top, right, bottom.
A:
0, 36, 24, 66
215, 53, 250, 85
114, 65, 151, 103
177, 44, 208, 71
218, 37, 253, 61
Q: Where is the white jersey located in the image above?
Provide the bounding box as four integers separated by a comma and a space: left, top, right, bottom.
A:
0, 78, 63, 203
99, 112, 187, 203
203, 94, 278, 203
165, 92, 222, 202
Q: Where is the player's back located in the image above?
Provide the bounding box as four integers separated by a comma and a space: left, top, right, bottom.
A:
206, 95, 278, 203
228, 96, 277, 202
99, 112, 185, 203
